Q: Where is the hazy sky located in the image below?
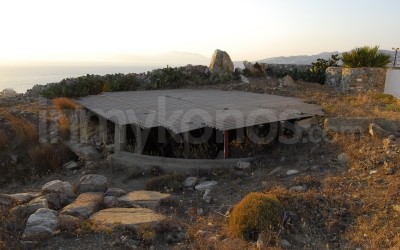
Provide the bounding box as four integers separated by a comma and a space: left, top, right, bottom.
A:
1, 0, 399, 63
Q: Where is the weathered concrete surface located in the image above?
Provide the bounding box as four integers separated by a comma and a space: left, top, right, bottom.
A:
90, 208, 164, 229
118, 191, 170, 208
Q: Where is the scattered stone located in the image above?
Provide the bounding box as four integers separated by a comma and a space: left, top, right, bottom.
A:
369, 123, 394, 138
195, 181, 218, 191
77, 174, 108, 193
393, 204, 400, 213
369, 170, 378, 175
386, 168, 395, 175
281, 239, 292, 247
58, 214, 82, 231
10, 155, 18, 164
243, 61, 267, 77
268, 166, 282, 175
279, 75, 295, 88
22, 208, 59, 240
42, 180, 75, 198
237, 161, 251, 170
80, 145, 102, 160
286, 169, 299, 175
239, 74, 250, 84
90, 208, 165, 229
338, 153, 350, 165
183, 177, 198, 187
289, 185, 308, 192
61, 192, 103, 219
209, 49, 234, 78
104, 196, 123, 208
118, 191, 170, 209
106, 144, 115, 153
0, 193, 19, 206
311, 165, 320, 171
63, 161, 80, 171
197, 208, 204, 216
203, 189, 213, 204
196, 230, 207, 236
8, 193, 38, 204
10, 196, 50, 218
105, 188, 127, 197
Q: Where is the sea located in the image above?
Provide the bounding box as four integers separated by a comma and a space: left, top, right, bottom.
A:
0, 64, 159, 94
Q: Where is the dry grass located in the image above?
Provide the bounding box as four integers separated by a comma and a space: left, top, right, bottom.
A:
5, 113, 38, 145
28, 144, 62, 176
0, 129, 7, 149
58, 116, 70, 139
53, 97, 79, 111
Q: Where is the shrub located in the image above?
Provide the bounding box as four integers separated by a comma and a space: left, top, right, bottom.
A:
0, 129, 7, 149
309, 54, 339, 83
145, 173, 184, 192
53, 97, 79, 111
229, 192, 284, 241
5, 114, 38, 145
28, 144, 62, 176
385, 103, 400, 112
341, 45, 391, 68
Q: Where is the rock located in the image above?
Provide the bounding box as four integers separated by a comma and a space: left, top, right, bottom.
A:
197, 208, 204, 216
393, 204, 400, 213
279, 75, 295, 87
209, 49, 234, 78
77, 174, 108, 193
118, 191, 170, 209
10, 155, 18, 164
61, 192, 103, 219
183, 177, 198, 187
106, 144, 114, 153
235, 67, 244, 75
338, 153, 350, 165
10, 196, 50, 218
369, 123, 394, 138
196, 230, 207, 236
243, 61, 267, 77
0, 193, 19, 206
203, 189, 213, 204
369, 170, 378, 175
290, 185, 308, 192
80, 145, 102, 160
58, 214, 82, 231
63, 161, 80, 171
104, 196, 123, 208
89, 208, 165, 229
281, 239, 292, 247
237, 161, 251, 170
256, 232, 268, 249
286, 169, 299, 175
42, 180, 75, 198
386, 167, 395, 175
22, 208, 59, 240
195, 181, 218, 191
8, 192, 38, 204
239, 74, 250, 84
268, 166, 282, 175
105, 188, 127, 197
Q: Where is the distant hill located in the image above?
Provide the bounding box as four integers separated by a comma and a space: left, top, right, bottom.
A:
252, 50, 396, 65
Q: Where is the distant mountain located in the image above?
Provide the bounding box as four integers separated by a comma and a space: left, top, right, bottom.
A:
109, 51, 210, 66
257, 51, 341, 65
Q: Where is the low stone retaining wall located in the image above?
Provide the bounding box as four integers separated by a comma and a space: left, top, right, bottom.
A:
325, 67, 386, 92
112, 152, 257, 174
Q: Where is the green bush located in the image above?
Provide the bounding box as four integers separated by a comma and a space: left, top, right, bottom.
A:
341, 45, 391, 68
229, 192, 284, 240
308, 54, 339, 83
145, 173, 184, 192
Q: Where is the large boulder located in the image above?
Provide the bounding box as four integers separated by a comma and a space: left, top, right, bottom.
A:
42, 180, 75, 198
77, 174, 108, 193
10, 196, 49, 218
22, 208, 59, 240
90, 208, 165, 229
243, 61, 267, 77
60, 192, 103, 219
209, 49, 234, 78
118, 191, 170, 209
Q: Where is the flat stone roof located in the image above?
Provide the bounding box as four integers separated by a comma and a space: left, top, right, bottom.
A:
75, 89, 323, 133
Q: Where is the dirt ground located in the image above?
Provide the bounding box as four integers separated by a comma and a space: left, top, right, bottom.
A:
1, 76, 400, 249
